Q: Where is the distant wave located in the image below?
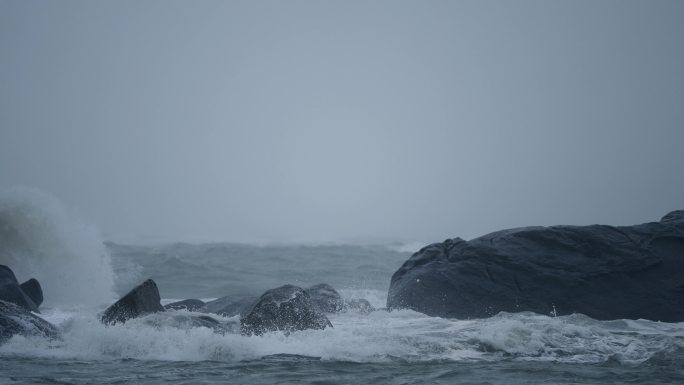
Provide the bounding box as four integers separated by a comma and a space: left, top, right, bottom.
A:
0, 187, 115, 307
385, 241, 427, 254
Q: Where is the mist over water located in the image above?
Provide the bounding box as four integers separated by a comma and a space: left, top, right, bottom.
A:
2, 1, 684, 244
0, 187, 115, 307
2, 0, 684, 383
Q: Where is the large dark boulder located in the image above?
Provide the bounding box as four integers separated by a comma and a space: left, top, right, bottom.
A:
304, 283, 344, 313
240, 285, 332, 336
164, 299, 205, 312
101, 279, 164, 325
204, 295, 258, 317
387, 210, 684, 322
0, 265, 40, 312
0, 300, 59, 344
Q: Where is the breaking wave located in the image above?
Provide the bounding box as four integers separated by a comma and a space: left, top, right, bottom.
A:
1, 189, 682, 372
0, 187, 115, 307
3, 296, 683, 366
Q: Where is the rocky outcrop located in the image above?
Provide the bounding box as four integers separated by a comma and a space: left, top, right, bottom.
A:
0, 300, 59, 344
240, 285, 332, 336
164, 299, 205, 312
0, 265, 40, 312
304, 283, 344, 313
101, 279, 164, 325
387, 210, 684, 322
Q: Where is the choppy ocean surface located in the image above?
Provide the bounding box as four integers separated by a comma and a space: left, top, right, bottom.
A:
1, 190, 684, 384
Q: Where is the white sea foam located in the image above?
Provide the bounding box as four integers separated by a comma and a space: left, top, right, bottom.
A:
338, 288, 387, 309
0, 189, 681, 367
0, 305, 476, 362
0, 187, 116, 307
3, 301, 682, 365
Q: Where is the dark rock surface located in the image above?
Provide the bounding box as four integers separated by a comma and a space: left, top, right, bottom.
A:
19, 279, 43, 308
240, 285, 332, 336
387, 210, 684, 322
164, 299, 205, 312
0, 265, 40, 312
0, 300, 59, 344
204, 295, 257, 317
101, 279, 164, 325
304, 283, 344, 313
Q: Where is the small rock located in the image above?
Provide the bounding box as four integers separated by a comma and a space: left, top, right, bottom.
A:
344, 298, 374, 314
143, 312, 236, 334
19, 278, 43, 308
0, 265, 39, 312
101, 279, 164, 325
241, 284, 332, 336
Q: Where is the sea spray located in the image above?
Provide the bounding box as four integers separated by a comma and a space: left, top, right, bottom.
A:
4, 303, 683, 365
0, 187, 115, 307
2, 239, 684, 385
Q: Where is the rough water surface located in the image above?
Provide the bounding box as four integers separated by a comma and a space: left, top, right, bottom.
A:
1, 191, 684, 384
1, 242, 683, 384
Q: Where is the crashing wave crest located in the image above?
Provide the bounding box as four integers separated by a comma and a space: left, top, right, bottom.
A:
0, 187, 115, 307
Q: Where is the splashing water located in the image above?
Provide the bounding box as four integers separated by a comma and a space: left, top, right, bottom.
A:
0, 187, 115, 307
1, 189, 683, 384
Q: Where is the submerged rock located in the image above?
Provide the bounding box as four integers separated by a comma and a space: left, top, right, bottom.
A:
143, 312, 237, 334
387, 210, 684, 322
101, 279, 164, 325
344, 298, 374, 314
204, 295, 257, 317
303, 283, 375, 314
304, 283, 344, 313
0, 300, 59, 344
164, 299, 205, 312
0, 265, 40, 312
240, 285, 332, 336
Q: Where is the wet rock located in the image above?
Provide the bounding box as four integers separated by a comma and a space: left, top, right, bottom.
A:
101, 279, 164, 325
0, 265, 39, 312
388, 210, 684, 322
344, 298, 374, 314
0, 300, 59, 344
164, 299, 205, 312
204, 295, 257, 317
19, 278, 43, 308
240, 284, 332, 336
304, 283, 344, 313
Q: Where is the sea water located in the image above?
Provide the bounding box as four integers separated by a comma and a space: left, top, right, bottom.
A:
1, 190, 683, 384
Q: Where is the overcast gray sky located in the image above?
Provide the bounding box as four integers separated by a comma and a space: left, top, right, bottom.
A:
1, 0, 683, 243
